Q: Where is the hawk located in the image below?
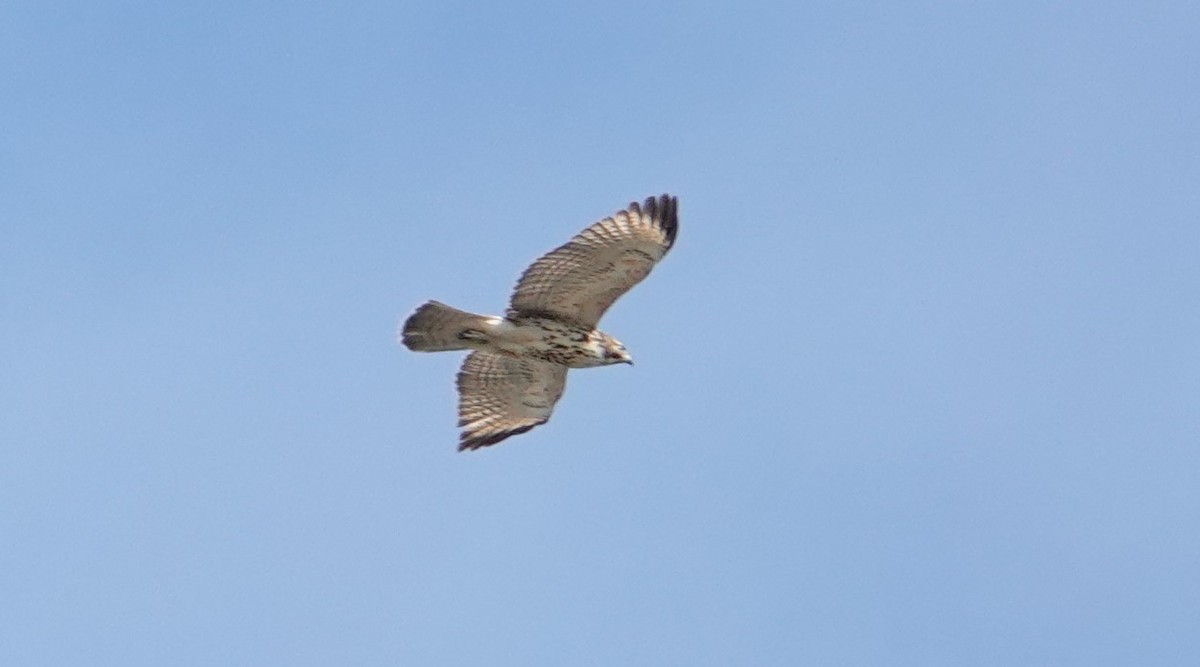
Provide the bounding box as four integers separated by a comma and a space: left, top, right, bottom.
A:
400, 194, 679, 451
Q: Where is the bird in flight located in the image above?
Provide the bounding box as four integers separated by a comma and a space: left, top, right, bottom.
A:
400, 194, 679, 451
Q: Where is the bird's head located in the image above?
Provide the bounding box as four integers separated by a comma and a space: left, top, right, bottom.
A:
599, 335, 633, 366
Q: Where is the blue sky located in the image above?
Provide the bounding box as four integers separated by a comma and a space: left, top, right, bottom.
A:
3, 1, 1198, 664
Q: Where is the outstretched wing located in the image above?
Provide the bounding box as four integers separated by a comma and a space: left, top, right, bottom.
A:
507, 194, 678, 329
456, 351, 568, 451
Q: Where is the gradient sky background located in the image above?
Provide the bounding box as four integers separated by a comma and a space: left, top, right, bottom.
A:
3, 2, 1199, 665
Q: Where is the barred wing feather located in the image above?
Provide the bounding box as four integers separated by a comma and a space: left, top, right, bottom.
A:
507, 194, 678, 329
456, 351, 568, 451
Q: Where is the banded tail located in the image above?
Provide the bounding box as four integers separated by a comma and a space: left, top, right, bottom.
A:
400, 301, 492, 352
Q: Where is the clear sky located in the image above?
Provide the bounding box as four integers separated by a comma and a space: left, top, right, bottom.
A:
3, 1, 1198, 665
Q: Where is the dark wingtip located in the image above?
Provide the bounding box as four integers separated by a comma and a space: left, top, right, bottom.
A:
644, 193, 678, 250
458, 423, 539, 451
